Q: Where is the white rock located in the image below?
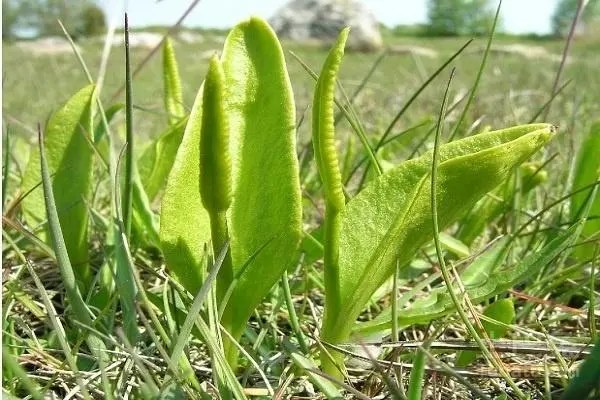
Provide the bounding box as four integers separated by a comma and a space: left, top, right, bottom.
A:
270, 0, 383, 51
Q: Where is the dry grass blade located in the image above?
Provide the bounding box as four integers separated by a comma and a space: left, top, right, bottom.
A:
371, 340, 593, 356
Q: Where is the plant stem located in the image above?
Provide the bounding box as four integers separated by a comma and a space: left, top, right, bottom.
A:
320, 207, 345, 378
123, 13, 134, 236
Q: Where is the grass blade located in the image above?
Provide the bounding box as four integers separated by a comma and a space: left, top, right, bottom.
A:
3, 127, 10, 205
37, 125, 114, 399
544, 0, 587, 120
170, 242, 228, 364
123, 13, 134, 237
560, 337, 600, 399
2, 348, 44, 400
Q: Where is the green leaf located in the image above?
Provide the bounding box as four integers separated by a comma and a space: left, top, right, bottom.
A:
439, 232, 470, 258
131, 169, 160, 247
561, 337, 600, 400
21, 85, 96, 289
354, 222, 579, 336
458, 162, 548, 245
138, 118, 187, 200
328, 123, 556, 343
160, 20, 302, 359
163, 37, 185, 125
37, 122, 113, 398
455, 298, 515, 366
283, 341, 344, 399
157, 383, 186, 400
220, 16, 303, 352
160, 89, 211, 294
571, 121, 600, 262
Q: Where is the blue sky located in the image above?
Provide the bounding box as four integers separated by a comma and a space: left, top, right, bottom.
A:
103, 0, 559, 34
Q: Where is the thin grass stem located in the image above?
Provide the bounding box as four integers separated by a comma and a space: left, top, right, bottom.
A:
281, 271, 309, 353
123, 13, 134, 236
544, 0, 587, 120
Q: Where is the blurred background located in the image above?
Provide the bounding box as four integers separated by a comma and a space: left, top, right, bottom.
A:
3, 0, 600, 40
3, 0, 600, 162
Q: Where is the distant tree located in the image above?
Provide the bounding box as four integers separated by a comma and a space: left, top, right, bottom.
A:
3, 0, 106, 39
2, 0, 20, 39
426, 0, 498, 36
77, 4, 107, 37
551, 0, 600, 37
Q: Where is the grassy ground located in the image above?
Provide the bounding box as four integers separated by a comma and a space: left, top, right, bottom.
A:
4, 34, 599, 144
2, 28, 600, 399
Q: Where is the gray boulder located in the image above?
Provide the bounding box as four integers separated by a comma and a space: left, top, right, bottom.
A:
270, 0, 383, 51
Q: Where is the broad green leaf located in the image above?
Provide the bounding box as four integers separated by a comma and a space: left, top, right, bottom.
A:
455, 298, 515, 366
93, 102, 123, 143
439, 232, 470, 258
37, 119, 113, 397
21, 85, 96, 288
328, 123, 556, 342
220, 16, 303, 349
571, 121, 600, 262
354, 222, 579, 336
93, 103, 124, 165
131, 169, 160, 248
163, 37, 185, 125
160, 89, 210, 294
138, 117, 188, 200
459, 162, 548, 245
